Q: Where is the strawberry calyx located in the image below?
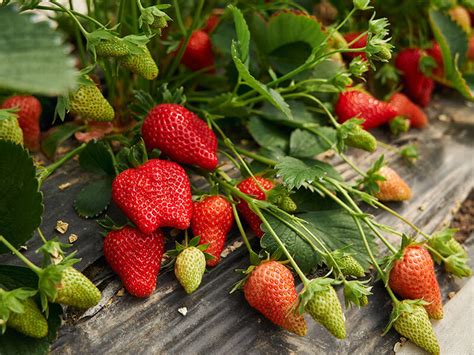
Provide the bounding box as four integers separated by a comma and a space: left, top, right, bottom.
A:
389, 116, 410, 135
295, 277, 337, 315
383, 298, 429, 335
343, 279, 372, 308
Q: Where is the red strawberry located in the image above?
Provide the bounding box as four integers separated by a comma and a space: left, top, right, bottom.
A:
468, 37, 474, 61
236, 177, 274, 238
395, 48, 434, 107
389, 93, 428, 128
244, 261, 307, 336
204, 14, 220, 33
335, 90, 398, 130
142, 104, 218, 170
1, 95, 41, 151
191, 195, 234, 267
375, 166, 412, 202
389, 244, 444, 319
112, 159, 193, 233
426, 42, 444, 78
343, 32, 368, 60
104, 226, 165, 297
180, 30, 215, 72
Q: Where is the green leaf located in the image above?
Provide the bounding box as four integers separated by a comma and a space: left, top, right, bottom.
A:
247, 116, 289, 150
275, 156, 340, 190
0, 5, 77, 96
289, 127, 336, 158
41, 123, 82, 159
291, 189, 340, 212
0, 265, 38, 290
228, 5, 250, 65
259, 100, 325, 125
79, 141, 116, 176
231, 42, 293, 120
74, 178, 113, 219
0, 142, 43, 254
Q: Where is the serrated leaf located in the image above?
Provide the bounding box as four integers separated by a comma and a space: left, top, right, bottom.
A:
79, 141, 116, 176
74, 178, 112, 218
228, 5, 250, 65
0, 5, 77, 96
247, 116, 289, 150
0, 142, 43, 254
275, 156, 340, 190
41, 123, 82, 159
289, 127, 336, 158
259, 100, 325, 124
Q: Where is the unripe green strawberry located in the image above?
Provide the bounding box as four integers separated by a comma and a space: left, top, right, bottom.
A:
70, 78, 115, 121
53, 267, 101, 309
150, 16, 168, 30
305, 284, 346, 339
0, 110, 23, 145
95, 37, 129, 57
345, 125, 377, 152
389, 116, 410, 135
392, 300, 440, 355
174, 247, 206, 294
7, 298, 48, 338
338, 255, 365, 277
359, 294, 368, 306
278, 196, 297, 212
120, 46, 158, 80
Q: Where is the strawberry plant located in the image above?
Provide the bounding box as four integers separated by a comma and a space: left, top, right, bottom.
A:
0, 0, 472, 353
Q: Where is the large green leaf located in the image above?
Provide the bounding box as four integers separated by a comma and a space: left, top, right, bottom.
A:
247, 116, 290, 150
74, 178, 113, 218
289, 127, 336, 158
0, 5, 77, 96
0, 142, 43, 253
0, 265, 62, 355
79, 141, 116, 176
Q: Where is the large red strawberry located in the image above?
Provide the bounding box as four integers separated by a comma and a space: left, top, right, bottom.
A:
237, 177, 274, 238
112, 159, 193, 233
104, 226, 165, 297
343, 32, 367, 60
335, 90, 398, 130
426, 42, 444, 78
180, 30, 215, 72
389, 244, 444, 319
142, 104, 218, 170
395, 48, 434, 107
191, 195, 234, 267
243, 261, 307, 336
1, 95, 41, 151
389, 93, 428, 128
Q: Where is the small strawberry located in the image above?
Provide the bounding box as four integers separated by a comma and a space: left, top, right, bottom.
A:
395, 48, 434, 107
468, 36, 474, 61
1, 95, 42, 150
243, 261, 307, 336
120, 45, 158, 80
278, 195, 297, 213
204, 14, 220, 33
0, 109, 23, 145
142, 104, 218, 170
191, 195, 234, 267
180, 30, 215, 72
343, 32, 368, 60
95, 37, 129, 57
426, 42, 444, 78
298, 278, 346, 339
104, 226, 165, 297
389, 243, 443, 319
449, 5, 471, 33
344, 124, 377, 152
112, 159, 193, 233
70, 77, 115, 121
236, 177, 275, 238
174, 246, 207, 294
390, 300, 440, 355
375, 166, 412, 202
389, 93, 428, 128
335, 90, 398, 130
337, 255, 365, 278
53, 267, 101, 309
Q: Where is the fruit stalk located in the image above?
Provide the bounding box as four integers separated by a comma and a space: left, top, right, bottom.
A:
37, 143, 86, 185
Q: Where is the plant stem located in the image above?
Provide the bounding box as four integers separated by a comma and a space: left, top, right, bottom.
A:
37, 144, 86, 185
37, 228, 48, 244
0, 236, 42, 275
36, 6, 105, 27
230, 201, 259, 265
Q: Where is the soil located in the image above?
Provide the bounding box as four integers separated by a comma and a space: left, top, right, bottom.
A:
451, 189, 474, 243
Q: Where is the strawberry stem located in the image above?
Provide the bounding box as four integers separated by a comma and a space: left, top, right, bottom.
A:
0, 236, 42, 275
37, 228, 48, 244
230, 200, 260, 265
37, 144, 86, 186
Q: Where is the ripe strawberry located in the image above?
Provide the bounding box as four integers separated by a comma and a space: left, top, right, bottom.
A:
392, 300, 440, 354
389, 93, 428, 128
70, 77, 115, 121
389, 244, 443, 319
426, 42, 444, 78
204, 13, 220, 33
375, 166, 412, 202
104, 226, 165, 297
191, 195, 234, 267
142, 104, 218, 170
468, 37, 474, 61
174, 246, 207, 294
335, 90, 398, 130
395, 48, 434, 107
95, 37, 129, 57
305, 284, 346, 339
1, 96, 42, 150
53, 267, 101, 309
180, 30, 215, 72
120, 45, 158, 80
112, 159, 193, 233
243, 261, 307, 336
4, 296, 48, 338
449, 5, 471, 33
343, 32, 368, 60
236, 177, 275, 238
0, 110, 23, 145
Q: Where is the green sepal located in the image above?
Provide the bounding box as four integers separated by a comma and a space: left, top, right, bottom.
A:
138, 4, 172, 35
383, 299, 429, 335
229, 264, 256, 294
343, 279, 372, 308
389, 116, 410, 135
36, 237, 72, 266
357, 155, 385, 195
296, 277, 336, 315
428, 228, 467, 261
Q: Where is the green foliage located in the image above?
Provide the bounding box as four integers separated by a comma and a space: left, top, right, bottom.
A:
247, 116, 289, 150
289, 127, 336, 158
79, 141, 116, 176
41, 123, 83, 159
74, 178, 113, 218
